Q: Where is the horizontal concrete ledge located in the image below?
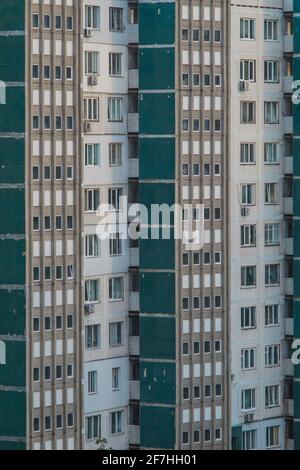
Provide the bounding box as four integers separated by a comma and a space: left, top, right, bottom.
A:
0, 335, 26, 342
0, 285, 25, 291
0, 386, 26, 393
0, 31, 25, 36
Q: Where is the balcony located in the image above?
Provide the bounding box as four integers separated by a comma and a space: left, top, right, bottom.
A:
283, 116, 293, 135
129, 69, 139, 89
130, 247, 139, 267
285, 278, 294, 296
129, 425, 140, 446
284, 197, 293, 215
286, 440, 294, 450
285, 317, 294, 337
284, 358, 294, 376
129, 291, 140, 311
129, 336, 140, 356
283, 0, 293, 12
130, 380, 140, 400
285, 399, 294, 416
129, 158, 139, 178
283, 76, 293, 94
284, 238, 293, 256
128, 24, 139, 44
284, 35, 293, 54
128, 113, 139, 133
284, 156, 293, 174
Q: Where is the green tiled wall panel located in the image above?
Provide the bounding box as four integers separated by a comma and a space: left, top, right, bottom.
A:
140, 182, 175, 210
139, 93, 175, 135
139, 48, 175, 90
232, 426, 242, 450
0, 391, 26, 437
294, 18, 300, 54
0, 189, 25, 234
139, 138, 175, 180
0, 87, 25, 133
0, 240, 25, 284
293, 139, 300, 177
0, 441, 26, 450
0, 0, 25, 30
294, 260, 300, 298
295, 422, 300, 450
0, 290, 25, 336
0, 36, 25, 82
140, 406, 175, 449
139, 3, 175, 46
140, 234, 175, 270
140, 361, 176, 404
0, 341, 25, 387
0, 138, 25, 184
140, 317, 176, 360
140, 272, 175, 314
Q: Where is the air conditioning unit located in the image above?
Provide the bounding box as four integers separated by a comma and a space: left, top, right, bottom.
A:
88, 75, 98, 86
84, 28, 92, 38
240, 80, 250, 92
84, 303, 95, 315
244, 413, 255, 423
83, 121, 91, 133
241, 207, 250, 217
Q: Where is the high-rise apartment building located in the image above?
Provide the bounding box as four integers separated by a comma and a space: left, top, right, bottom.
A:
0, 0, 299, 451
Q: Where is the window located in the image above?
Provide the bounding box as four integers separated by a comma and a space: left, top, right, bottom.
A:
112, 367, 120, 390
85, 189, 100, 212
240, 60, 256, 81
241, 388, 256, 411
109, 277, 124, 301
266, 426, 280, 448
241, 184, 255, 205
265, 305, 280, 327
109, 8, 124, 32
88, 370, 97, 394
108, 188, 123, 211
265, 183, 278, 204
264, 101, 279, 124
85, 324, 101, 349
264, 61, 279, 83
264, 20, 278, 41
109, 143, 122, 167
265, 345, 280, 367
265, 264, 280, 286
85, 51, 99, 75
241, 306, 256, 329
109, 53, 122, 76
241, 102, 255, 123
240, 143, 255, 164
108, 97, 123, 122
265, 385, 280, 408
86, 415, 101, 440
85, 5, 100, 29
264, 143, 279, 164
85, 279, 100, 303
265, 223, 280, 246
242, 430, 257, 450
241, 348, 256, 370
85, 235, 101, 258
109, 322, 123, 347
111, 410, 124, 435
84, 98, 99, 121
240, 19, 255, 40
241, 266, 256, 287
85, 143, 100, 167
241, 225, 256, 247
109, 233, 122, 256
